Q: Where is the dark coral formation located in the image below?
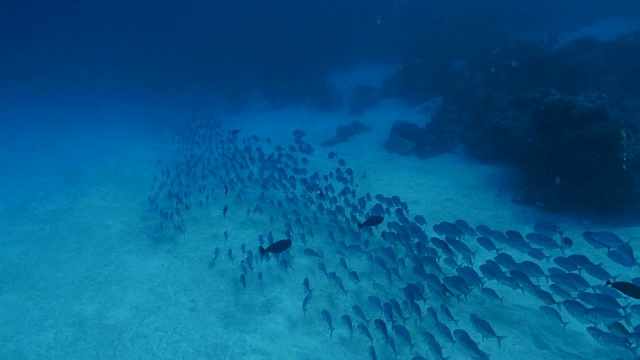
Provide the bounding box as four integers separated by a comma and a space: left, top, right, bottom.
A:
321, 121, 373, 147
382, 31, 640, 214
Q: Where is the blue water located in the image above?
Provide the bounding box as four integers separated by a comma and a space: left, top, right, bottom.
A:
2, 2, 640, 360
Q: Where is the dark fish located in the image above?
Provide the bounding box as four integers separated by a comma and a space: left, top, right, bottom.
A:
606, 280, 640, 299
357, 324, 373, 343
533, 220, 563, 237
293, 129, 306, 138
259, 239, 292, 255
414, 215, 427, 226
240, 273, 246, 289
322, 310, 335, 338
358, 216, 384, 229
341, 314, 354, 339
349, 270, 361, 284
303, 277, 313, 294
339, 257, 350, 271
209, 247, 220, 267
353, 304, 370, 323
393, 324, 415, 352
368, 295, 383, 313
230, 129, 241, 136
318, 262, 328, 276
304, 248, 322, 257
368, 345, 377, 360
223, 205, 228, 217
374, 319, 388, 344
303, 292, 312, 315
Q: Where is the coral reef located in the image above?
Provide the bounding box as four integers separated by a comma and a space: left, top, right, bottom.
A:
381, 31, 640, 214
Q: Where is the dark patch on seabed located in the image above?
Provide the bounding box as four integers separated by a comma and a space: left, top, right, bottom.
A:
147, 116, 640, 360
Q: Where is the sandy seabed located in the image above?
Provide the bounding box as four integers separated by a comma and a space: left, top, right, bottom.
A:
0, 98, 638, 360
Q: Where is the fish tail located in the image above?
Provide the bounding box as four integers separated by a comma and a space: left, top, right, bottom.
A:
497, 335, 507, 349
357, 223, 362, 229
259, 246, 266, 256
605, 280, 612, 286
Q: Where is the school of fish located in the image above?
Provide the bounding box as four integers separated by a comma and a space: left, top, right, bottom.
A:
146, 117, 640, 360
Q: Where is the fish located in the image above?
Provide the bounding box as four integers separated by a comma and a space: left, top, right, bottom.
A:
373, 319, 388, 344
358, 215, 384, 229
382, 302, 395, 325
304, 248, 322, 257
349, 270, 361, 284
393, 324, 415, 352
405, 301, 419, 325
607, 247, 636, 268
302, 292, 312, 315
584, 306, 626, 325
389, 298, 409, 324
341, 314, 353, 339
454, 329, 491, 360
481, 287, 504, 305
562, 300, 591, 324
587, 326, 631, 348
433, 322, 455, 347
223, 205, 228, 217
317, 262, 328, 277
339, 257, 350, 271
476, 236, 501, 254
592, 231, 626, 249
353, 305, 370, 324
358, 324, 373, 343
322, 310, 335, 338
533, 220, 563, 237
368, 295, 383, 313
539, 305, 569, 330
454, 219, 476, 237
303, 277, 313, 294
578, 292, 623, 310
424, 331, 447, 359
426, 306, 439, 324
414, 215, 427, 226
469, 314, 506, 348
368, 345, 377, 360
439, 304, 459, 326
209, 247, 220, 268
259, 239, 292, 256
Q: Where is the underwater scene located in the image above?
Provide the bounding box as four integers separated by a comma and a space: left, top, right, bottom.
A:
2, 1, 640, 360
